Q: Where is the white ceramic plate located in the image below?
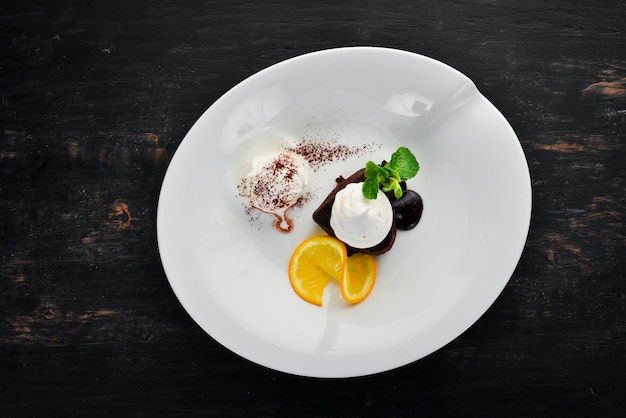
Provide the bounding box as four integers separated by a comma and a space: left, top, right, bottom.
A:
157, 47, 531, 378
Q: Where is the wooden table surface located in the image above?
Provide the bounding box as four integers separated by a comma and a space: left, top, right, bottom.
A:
1, 1, 624, 416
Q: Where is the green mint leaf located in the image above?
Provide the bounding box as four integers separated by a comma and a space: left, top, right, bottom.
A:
390, 146, 419, 180
380, 179, 393, 192
383, 165, 401, 182
360, 147, 420, 200
365, 161, 386, 179
393, 183, 403, 199
362, 176, 380, 200
381, 178, 401, 197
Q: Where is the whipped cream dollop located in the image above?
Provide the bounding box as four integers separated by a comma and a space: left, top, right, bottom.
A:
330, 182, 393, 249
244, 152, 308, 232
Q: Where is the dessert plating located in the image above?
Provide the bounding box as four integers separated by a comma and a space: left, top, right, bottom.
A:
313, 147, 423, 255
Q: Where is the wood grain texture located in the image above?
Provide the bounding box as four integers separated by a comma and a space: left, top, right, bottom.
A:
1, 0, 625, 416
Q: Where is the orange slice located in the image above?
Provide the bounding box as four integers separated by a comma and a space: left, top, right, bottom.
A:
288, 235, 347, 306
341, 253, 377, 304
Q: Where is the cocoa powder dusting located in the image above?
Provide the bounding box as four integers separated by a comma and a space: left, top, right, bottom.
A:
286, 137, 380, 172
249, 153, 302, 211
238, 152, 306, 233
239, 136, 381, 233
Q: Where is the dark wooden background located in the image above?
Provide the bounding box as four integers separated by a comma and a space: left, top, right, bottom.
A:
1, 0, 624, 416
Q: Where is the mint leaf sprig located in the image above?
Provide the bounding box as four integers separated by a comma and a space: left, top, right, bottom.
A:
362, 147, 420, 200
